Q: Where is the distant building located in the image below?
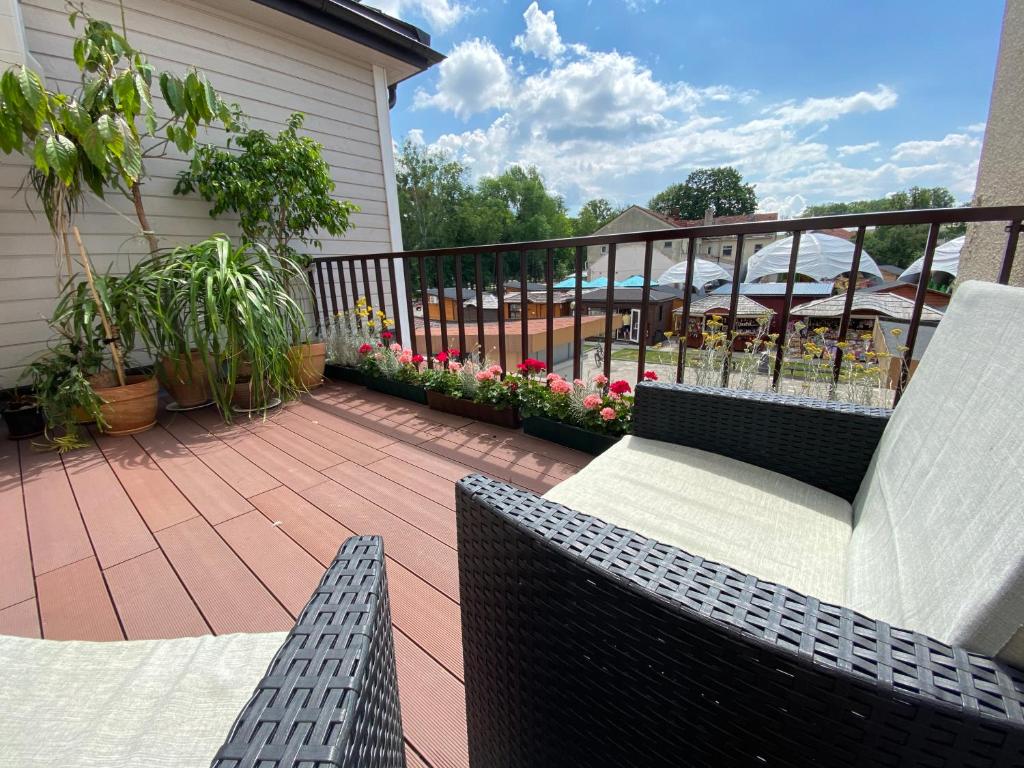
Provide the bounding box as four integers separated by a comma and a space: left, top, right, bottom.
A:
586, 206, 780, 284
675, 295, 775, 351
578, 286, 685, 345
707, 282, 834, 335
502, 291, 574, 320
859, 281, 952, 309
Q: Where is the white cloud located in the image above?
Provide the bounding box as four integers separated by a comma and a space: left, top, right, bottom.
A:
413, 38, 512, 119
891, 132, 980, 161
370, 0, 469, 31
837, 141, 880, 157
964, 122, 986, 133
513, 2, 565, 61
738, 85, 897, 133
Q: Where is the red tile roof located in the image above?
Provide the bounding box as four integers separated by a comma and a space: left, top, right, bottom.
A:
637, 206, 779, 229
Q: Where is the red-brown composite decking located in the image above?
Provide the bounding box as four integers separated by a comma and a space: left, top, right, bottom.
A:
0, 381, 589, 767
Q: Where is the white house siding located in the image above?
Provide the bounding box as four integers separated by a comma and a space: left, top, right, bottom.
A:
0, 0, 407, 387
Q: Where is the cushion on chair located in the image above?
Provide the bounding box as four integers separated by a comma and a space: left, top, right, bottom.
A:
850, 281, 1024, 666
543, 435, 853, 604
0, 632, 286, 768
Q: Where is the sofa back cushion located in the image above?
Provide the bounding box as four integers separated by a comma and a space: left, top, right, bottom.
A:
849, 281, 1024, 666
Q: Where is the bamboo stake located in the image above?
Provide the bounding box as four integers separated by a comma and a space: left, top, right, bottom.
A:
73, 226, 127, 387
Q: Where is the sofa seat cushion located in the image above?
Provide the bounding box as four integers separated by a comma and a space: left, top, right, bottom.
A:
543, 435, 853, 604
0, 632, 286, 768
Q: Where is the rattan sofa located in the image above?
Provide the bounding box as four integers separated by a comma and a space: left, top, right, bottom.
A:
0, 536, 406, 768
455, 281, 1024, 767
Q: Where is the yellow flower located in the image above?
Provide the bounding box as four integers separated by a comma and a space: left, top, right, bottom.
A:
860, 333, 873, 341
843, 353, 855, 361
813, 326, 829, 336
384, 318, 395, 328
836, 341, 849, 349
890, 327, 903, 337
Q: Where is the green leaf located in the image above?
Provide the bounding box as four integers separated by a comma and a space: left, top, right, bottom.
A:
201, 75, 217, 120
73, 38, 87, 70
61, 100, 92, 137
117, 117, 141, 182
82, 78, 103, 110
134, 73, 157, 134
45, 133, 77, 185
32, 135, 49, 173
113, 72, 138, 116
184, 72, 209, 123
81, 119, 109, 171
159, 73, 185, 115
17, 67, 44, 112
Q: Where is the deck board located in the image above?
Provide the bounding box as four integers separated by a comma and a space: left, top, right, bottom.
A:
0, 381, 582, 768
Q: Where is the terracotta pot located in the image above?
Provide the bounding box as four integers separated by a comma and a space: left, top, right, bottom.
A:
74, 371, 119, 424
160, 351, 210, 408
290, 342, 326, 390
231, 377, 276, 411
93, 375, 159, 436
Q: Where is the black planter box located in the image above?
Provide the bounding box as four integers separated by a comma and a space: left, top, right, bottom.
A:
2, 404, 45, 440
366, 377, 429, 405
426, 390, 521, 428
324, 363, 369, 387
522, 415, 621, 456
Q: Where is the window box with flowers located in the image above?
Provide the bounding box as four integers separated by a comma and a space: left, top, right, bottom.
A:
518, 362, 657, 455
358, 337, 429, 405
422, 352, 521, 428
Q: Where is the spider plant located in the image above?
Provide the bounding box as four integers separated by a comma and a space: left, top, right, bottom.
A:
148, 235, 305, 421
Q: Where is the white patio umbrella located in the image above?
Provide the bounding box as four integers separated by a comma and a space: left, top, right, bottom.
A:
744, 232, 884, 283
898, 235, 964, 282
657, 258, 732, 288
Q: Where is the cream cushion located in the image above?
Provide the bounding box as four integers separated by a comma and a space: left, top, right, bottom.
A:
0, 632, 286, 768
849, 281, 1024, 665
544, 435, 853, 604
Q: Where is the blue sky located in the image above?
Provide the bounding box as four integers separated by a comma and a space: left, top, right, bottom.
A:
378, 0, 1005, 215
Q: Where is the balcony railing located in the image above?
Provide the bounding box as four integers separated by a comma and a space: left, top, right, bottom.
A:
308, 206, 1023, 407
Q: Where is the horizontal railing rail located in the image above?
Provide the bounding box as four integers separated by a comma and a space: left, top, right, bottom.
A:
310, 206, 1024, 408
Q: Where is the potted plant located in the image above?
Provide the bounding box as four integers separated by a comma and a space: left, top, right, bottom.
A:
147, 235, 304, 420
22, 343, 106, 451
422, 353, 521, 428
324, 300, 380, 385
175, 112, 358, 366
518, 364, 645, 455
1, 391, 45, 440
356, 324, 429, 405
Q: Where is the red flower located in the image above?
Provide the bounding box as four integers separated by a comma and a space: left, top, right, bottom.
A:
643, 370, 658, 381
448, 348, 461, 358
382, 331, 393, 340
411, 354, 424, 365
435, 351, 449, 363
358, 343, 372, 355
517, 357, 546, 374
609, 380, 632, 395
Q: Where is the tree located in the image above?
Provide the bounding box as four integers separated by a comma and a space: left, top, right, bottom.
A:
572, 198, 621, 236
175, 112, 357, 268
395, 140, 473, 252
648, 167, 756, 221
802, 186, 963, 268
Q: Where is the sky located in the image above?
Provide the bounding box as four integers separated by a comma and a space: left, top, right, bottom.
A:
377, 0, 1006, 216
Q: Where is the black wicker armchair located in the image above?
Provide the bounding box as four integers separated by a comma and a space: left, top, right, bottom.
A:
455, 384, 1024, 768
214, 535, 406, 768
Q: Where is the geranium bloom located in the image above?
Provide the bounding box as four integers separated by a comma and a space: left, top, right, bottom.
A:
411, 354, 425, 365
600, 407, 616, 422
449, 361, 463, 372
517, 358, 546, 374
609, 392, 621, 401
390, 343, 402, 353
583, 394, 602, 410
381, 331, 393, 340
643, 370, 658, 381
593, 373, 608, 386
546, 372, 562, 382
435, 351, 449, 364
573, 378, 585, 388
448, 348, 461, 358
358, 343, 372, 355
488, 364, 503, 375
609, 380, 632, 395
475, 370, 494, 382
398, 353, 412, 365
550, 378, 571, 394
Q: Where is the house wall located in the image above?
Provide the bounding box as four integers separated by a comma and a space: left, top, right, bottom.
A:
0, 0, 405, 387
959, 0, 1024, 286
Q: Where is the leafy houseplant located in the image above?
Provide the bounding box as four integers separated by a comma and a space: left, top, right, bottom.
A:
148, 235, 305, 420
175, 112, 360, 384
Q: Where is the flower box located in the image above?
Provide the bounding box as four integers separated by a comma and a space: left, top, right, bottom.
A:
324, 363, 369, 387
366, 376, 429, 405
426, 390, 521, 428
522, 414, 621, 456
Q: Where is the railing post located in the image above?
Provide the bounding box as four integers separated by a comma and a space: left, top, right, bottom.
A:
435, 254, 449, 353
636, 239, 655, 383
676, 238, 696, 384
998, 219, 1022, 284
545, 248, 554, 371
602, 243, 617, 382
830, 227, 866, 391
324, 260, 340, 318
417, 256, 433, 361
721, 234, 745, 387
308, 265, 322, 337
474, 255, 486, 364
495, 253, 507, 374
895, 222, 941, 405
572, 245, 584, 381
770, 231, 802, 391
454, 253, 467, 359
519, 249, 529, 366
387, 256, 402, 346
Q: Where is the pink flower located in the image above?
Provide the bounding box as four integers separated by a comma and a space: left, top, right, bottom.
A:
398, 352, 413, 365
583, 394, 602, 410
593, 373, 608, 386
550, 378, 571, 394
573, 378, 585, 388
390, 343, 402, 353
488, 364, 503, 375
546, 372, 562, 382
609, 380, 632, 395
449, 361, 463, 372
600, 407, 616, 422
358, 343, 372, 355
609, 391, 621, 401
643, 370, 658, 381
475, 370, 494, 382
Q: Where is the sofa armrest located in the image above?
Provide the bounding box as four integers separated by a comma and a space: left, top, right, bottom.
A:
212, 535, 405, 768
456, 475, 1024, 768
631, 382, 892, 502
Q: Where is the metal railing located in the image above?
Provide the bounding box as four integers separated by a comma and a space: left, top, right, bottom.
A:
309, 206, 1023, 407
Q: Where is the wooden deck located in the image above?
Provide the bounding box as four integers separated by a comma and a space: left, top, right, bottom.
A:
0, 381, 589, 767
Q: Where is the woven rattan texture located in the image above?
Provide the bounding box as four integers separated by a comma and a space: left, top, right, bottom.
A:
213, 536, 406, 768
456, 475, 1024, 767
631, 382, 892, 503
